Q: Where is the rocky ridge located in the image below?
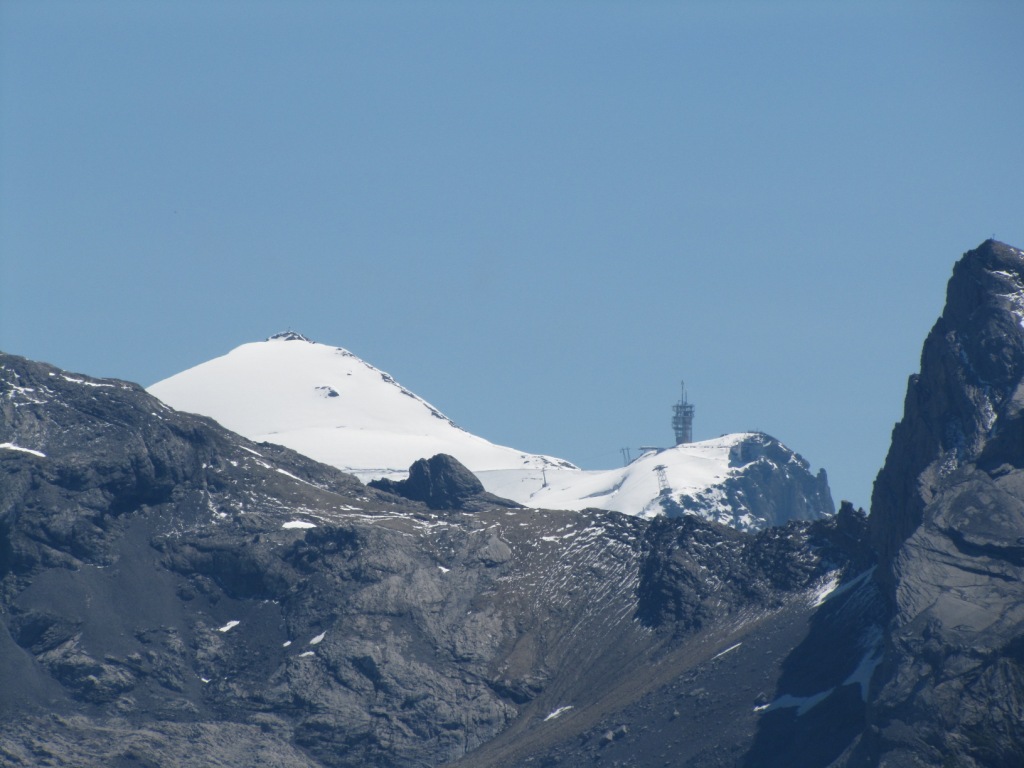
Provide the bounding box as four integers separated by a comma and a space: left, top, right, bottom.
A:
0, 351, 867, 767
1, 239, 1023, 766
855, 239, 1024, 767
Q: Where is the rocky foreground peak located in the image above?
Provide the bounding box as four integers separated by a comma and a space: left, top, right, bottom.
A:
860, 239, 1024, 766
871, 239, 1024, 577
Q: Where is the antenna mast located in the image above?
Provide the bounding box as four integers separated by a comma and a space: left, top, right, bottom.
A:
671, 380, 695, 445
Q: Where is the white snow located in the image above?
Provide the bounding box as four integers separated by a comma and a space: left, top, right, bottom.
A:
437, 565, 450, 573
217, 620, 240, 633
147, 334, 804, 525
282, 520, 317, 529
283, 640, 292, 647
275, 467, 311, 483
711, 642, 742, 660
149, 334, 573, 482
809, 573, 841, 607
0, 443, 46, 458
298, 651, 315, 658
477, 435, 750, 518
543, 705, 574, 722
309, 632, 326, 645
844, 627, 883, 700
989, 268, 1024, 330
763, 689, 834, 716
812, 567, 875, 607
60, 375, 114, 388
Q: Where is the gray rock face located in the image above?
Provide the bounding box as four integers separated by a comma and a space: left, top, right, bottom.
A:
672, 433, 834, 530
0, 351, 872, 767
871, 240, 1024, 584
7, 236, 1024, 768
369, 453, 517, 510
858, 240, 1024, 767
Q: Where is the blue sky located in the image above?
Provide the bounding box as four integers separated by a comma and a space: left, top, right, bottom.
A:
3, 1, 1023, 508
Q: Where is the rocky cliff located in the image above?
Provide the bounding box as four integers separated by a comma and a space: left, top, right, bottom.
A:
0, 352, 869, 767
858, 240, 1024, 767
670, 432, 834, 530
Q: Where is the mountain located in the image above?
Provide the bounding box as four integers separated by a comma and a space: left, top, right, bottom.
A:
3, 238, 1023, 767
149, 332, 833, 531
853, 239, 1024, 767
480, 432, 833, 530
148, 331, 578, 481
0, 350, 869, 767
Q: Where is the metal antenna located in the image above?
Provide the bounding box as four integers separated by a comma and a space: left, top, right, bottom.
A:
671, 380, 695, 445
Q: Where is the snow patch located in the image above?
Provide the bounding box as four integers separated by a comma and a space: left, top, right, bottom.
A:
809, 573, 841, 607
816, 567, 875, 606
275, 467, 316, 486
61, 375, 114, 388
543, 705, 574, 722
765, 689, 834, 716
218, 620, 240, 633
309, 632, 326, 645
282, 520, 317, 529
712, 642, 742, 660
844, 627, 884, 700
0, 443, 46, 458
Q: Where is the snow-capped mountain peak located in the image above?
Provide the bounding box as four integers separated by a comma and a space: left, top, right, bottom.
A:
149, 334, 832, 531
149, 334, 574, 481
267, 330, 314, 342
478, 431, 833, 530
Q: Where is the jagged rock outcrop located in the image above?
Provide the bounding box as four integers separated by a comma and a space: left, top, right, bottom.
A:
368, 453, 519, 510
857, 240, 1024, 767
870, 240, 1024, 583
672, 433, 834, 529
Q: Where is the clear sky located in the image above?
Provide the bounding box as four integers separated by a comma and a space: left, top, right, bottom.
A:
3, 1, 1023, 509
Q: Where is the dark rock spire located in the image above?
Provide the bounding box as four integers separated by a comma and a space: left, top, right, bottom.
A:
860, 239, 1024, 766
870, 239, 1024, 587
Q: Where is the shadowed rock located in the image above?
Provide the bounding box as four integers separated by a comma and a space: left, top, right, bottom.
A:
856, 240, 1024, 767
369, 454, 519, 510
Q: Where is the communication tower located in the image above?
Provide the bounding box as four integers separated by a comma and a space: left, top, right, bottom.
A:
671, 381, 695, 445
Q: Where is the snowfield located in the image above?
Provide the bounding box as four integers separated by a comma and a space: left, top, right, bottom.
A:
149, 332, 575, 483
476, 433, 757, 519
149, 333, 829, 527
